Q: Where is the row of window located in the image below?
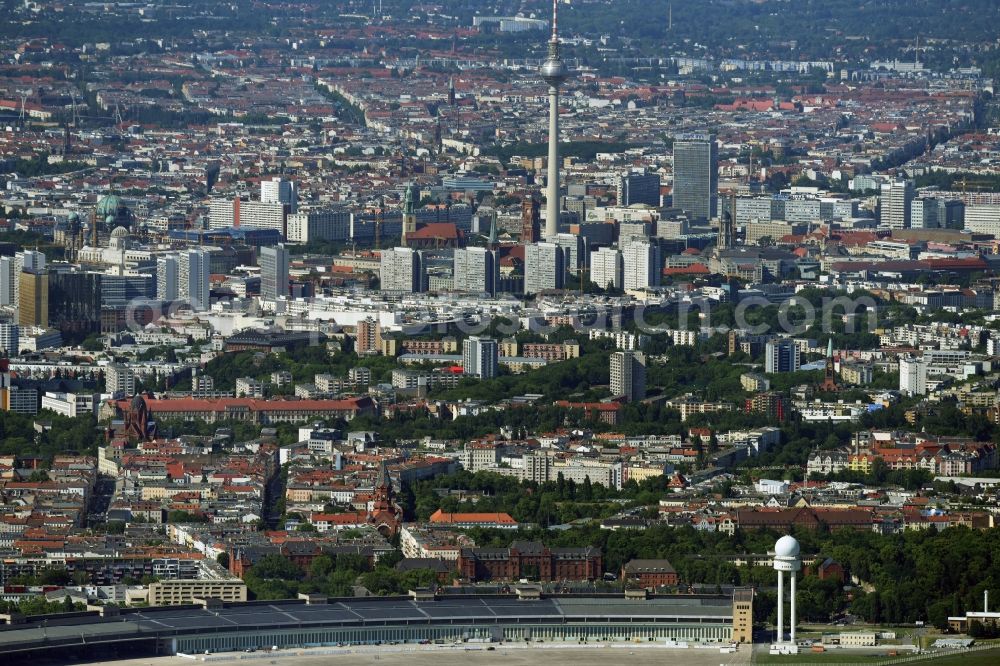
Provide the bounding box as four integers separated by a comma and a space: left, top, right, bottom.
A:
174, 622, 733, 654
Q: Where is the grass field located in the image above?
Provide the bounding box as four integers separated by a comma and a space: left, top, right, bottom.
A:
917, 648, 1000, 665
755, 653, 889, 664
754, 647, 1000, 666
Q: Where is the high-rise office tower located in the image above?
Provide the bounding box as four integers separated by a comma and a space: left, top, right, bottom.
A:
590, 247, 623, 291
524, 242, 565, 295
100, 273, 152, 310
453, 247, 498, 295
0, 323, 18, 357
551, 232, 585, 275
356, 317, 381, 356
880, 179, 914, 229
622, 240, 661, 291
380, 247, 426, 293
910, 197, 939, 230
541, 0, 568, 239
672, 134, 718, 221
617, 171, 661, 207
12, 250, 45, 316
179, 249, 211, 311
17, 250, 45, 273
261, 177, 297, 213
940, 199, 965, 229
259, 244, 290, 300
49, 271, 102, 335
17, 269, 48, 329
0, 256, 15, 308
718, 191, 736, 250
765, 340, 801, 374
610, 350, 646, 402
156, 255, 179, 301
462, 336, 498, 380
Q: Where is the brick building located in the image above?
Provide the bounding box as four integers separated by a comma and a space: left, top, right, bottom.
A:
736, 507, 873, 531
457, 541, 602, 582
621, 558, 679, 588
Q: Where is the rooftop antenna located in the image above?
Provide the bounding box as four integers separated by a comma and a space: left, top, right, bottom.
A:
668, 3, 673, 32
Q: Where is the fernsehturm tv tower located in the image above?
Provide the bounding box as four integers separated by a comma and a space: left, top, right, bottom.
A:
541, 0, 568, 239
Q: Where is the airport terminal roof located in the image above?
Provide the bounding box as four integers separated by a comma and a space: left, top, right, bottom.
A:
0, 594, 735, 654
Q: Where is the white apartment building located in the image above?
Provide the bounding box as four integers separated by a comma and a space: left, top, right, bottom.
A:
880, 179, 914, 229
260, 177, 297, 212
622, 241, 660, 291
0, 323, 18, 356
178, 249, 210, 311
524, 242, 565, 294
235, 377, 265, 398
899, 355, 928, 396
588, 329, 648, 350
41, 391, 100, 417
286, 209, 352, 243
380, 247, 426, 293
209, 198, 287, 234
453, 247, 498, 295
105, 364, 136, 397
590, 247, 623, 291
964, 204, 1000, 237
610, 350, 646, 402
462, 336, 498, 379
156, 255, 179, 301
259, 244, 290, 300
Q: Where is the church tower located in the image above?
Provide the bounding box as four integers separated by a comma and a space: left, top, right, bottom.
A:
372, 461, 394, 513
521, 194, 541, 244
401, 183, 418, 246
368, 461, 402, 537
819, 339, 839, 392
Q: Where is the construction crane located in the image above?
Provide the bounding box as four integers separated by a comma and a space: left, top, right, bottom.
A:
374, 195, 384, 250
17, 89, 32, 128
69, 90, 81, 128
113, 99, 127, 127
957, 175, 995, 193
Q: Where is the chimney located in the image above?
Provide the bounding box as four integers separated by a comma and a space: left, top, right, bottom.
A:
985, 590, 989, 613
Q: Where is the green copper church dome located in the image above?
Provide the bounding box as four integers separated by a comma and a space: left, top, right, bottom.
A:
95, 194, 125, 218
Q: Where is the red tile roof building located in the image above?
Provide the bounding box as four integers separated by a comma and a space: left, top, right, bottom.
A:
111, 395, 377, 425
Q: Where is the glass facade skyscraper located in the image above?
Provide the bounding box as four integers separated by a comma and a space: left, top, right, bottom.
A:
672, 134, 718, 221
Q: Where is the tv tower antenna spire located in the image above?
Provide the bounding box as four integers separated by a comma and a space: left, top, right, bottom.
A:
541, 0, 568, 239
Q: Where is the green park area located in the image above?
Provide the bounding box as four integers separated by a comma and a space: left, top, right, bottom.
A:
755, 647, 1000, 666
